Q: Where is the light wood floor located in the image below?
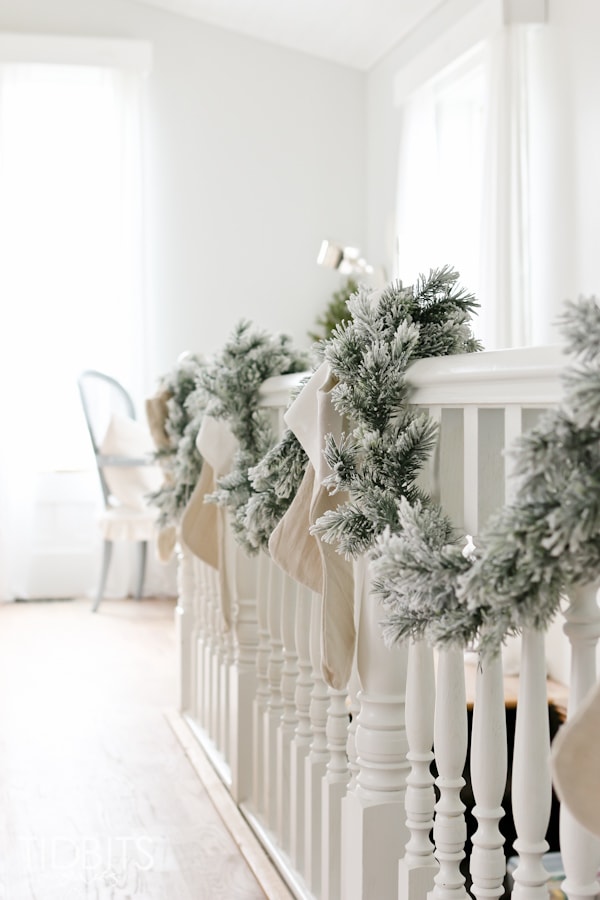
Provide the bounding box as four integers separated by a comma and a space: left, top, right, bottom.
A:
0, 596, 275, 900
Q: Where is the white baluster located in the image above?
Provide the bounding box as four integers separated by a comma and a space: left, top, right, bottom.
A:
290, 583, 313, 871
559, 582, 600, 900
277, 573, 298, 851
346, 662, 360, 791
470, 652, 508, 900
252, 551, 271, 815
175, 540, 195, 713
264, 559, 284, 834
342, 558, 410, 900
322, 686, 350, 900
219, 618, 233, 761
511, 627, 551, 899
209, 566, 222, 746
428, 646, 469, 900
211, 602, 224, 750
203, 562, 218, 742
398, 639, 438, 900
305, 590, 329, 896
228, 547, 258, 803
193, 556, 209, 727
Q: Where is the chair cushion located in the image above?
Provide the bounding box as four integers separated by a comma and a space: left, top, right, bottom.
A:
99, 413, 164, 510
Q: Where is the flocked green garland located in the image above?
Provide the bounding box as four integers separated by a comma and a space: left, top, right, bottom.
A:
199, 320, 310, 552
310, 265, 482, 558
148, 353, 207, 527
373, 295, 600, 656
244, 382, 310, 554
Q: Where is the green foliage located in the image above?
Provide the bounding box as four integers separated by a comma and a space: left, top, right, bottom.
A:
308, 277, 359, 343
199, 321, 310, 551
311, 265, 482, 557
148, 353, 207, 527
376, 295, 600, 656
244, 425, 309, 553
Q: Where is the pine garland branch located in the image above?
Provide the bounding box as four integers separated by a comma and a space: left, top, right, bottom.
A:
199, 320, 310, 553
378, 294, 600, 657
147, 353, 207, 526
311, 266, 481, 557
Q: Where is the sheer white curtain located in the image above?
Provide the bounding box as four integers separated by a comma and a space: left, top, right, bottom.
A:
396, 24, 551, 351
396, 53, 486, 342
0, 59, 146, 599
479, 26, 533, 349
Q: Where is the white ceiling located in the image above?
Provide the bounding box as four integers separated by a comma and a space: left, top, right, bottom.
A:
134, 0, 444, 70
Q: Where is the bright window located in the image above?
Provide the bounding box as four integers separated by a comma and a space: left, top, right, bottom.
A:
0, 61, 145, 472
396, 49, 486, 342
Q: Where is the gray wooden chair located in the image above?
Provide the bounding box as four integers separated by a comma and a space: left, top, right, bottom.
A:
77, 370, 161, 612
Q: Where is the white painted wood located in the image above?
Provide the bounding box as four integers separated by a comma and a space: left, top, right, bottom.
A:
211, 600, 224, 751
559, 582, 600, 900
469, 652, 508, 900
175, 540, 195, 713
203, 563, 219, 743
188, 555, 203, 720
276, 572, 298, 852
398, 639, 437, 900
193, 556, 208, 725
304, 590, 329, 895
428, 646, 469, 900
220, 623, 233, 760
462, 405, 479, 536
228, 548, 259, 803
511, 628, 551, 900
174, 345, 582, 900
342, 558, 409, 900
321, 687, 350, 900
346, 662, 360, 792
503, 405, 523, 501
407, 345, 565, 407
264, 559, 284, 834
289, 583, 313, 871
253, 552, 271, 815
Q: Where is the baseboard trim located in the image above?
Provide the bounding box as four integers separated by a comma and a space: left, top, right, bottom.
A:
165, 710, 294, 900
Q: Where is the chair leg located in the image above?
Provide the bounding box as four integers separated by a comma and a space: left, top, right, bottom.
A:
135, 541, 148, 601
93, 540, 113, 613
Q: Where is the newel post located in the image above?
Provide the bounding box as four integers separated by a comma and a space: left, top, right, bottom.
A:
341, 557, 410, 900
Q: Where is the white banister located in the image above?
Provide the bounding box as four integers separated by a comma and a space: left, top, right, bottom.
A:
193, 556, 208, 725
265, 559, 285, 835
342, 559, 409, 900
277, 571, 299, 852
290, 583, 314, 872
304, 589, 329, 896
253, 551, 271, 815
173, 343, 584, 900
322, 686, 350, 900
346, 662, 360, 792
398, 638, 437, 900
511, 628, 551, 899
228, 546, 259, 803
428, 646, 469, 900
469, 653, 508, 900
175, 540, 195, 713
203, 562, 219, 744
559, 582, 600, 900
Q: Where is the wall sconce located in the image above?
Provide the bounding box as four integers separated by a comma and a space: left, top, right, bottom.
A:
317, 239, 374, 276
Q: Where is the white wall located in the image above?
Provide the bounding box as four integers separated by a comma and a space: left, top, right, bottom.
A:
0, 0, 366, 389
366, 0, 600, 346
0, 0, 366, 599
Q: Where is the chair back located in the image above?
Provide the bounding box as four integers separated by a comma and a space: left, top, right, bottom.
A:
77, 369, 137, 505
